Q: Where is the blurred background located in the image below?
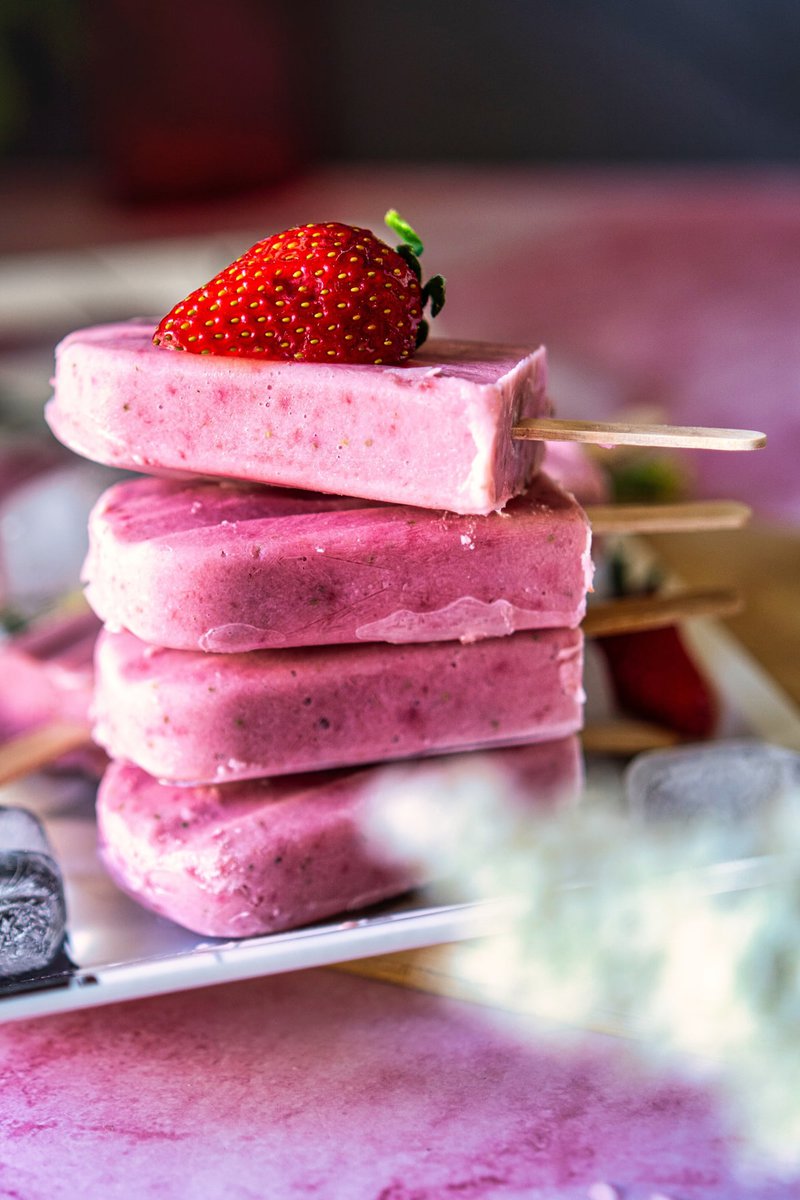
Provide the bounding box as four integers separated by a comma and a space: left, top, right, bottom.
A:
3, 2, 800, 189
2, 10, 800, 1171
0, 0, 798, 650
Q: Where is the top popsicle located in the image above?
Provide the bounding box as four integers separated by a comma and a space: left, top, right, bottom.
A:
46, 212, 554, 513
47, 327, 549, 514
46, 211, 764, 512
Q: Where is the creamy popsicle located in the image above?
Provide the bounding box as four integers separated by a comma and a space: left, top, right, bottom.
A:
93, 627, 584, 783
543, 440, 610, 506
97, 738, 582, 937
47, 322, 550, 514
0, 611, 96, 738
0, 609, 104, 775
83, 473, 592, 651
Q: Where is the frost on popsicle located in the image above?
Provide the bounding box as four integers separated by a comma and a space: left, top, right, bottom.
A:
154, 211, 446, 364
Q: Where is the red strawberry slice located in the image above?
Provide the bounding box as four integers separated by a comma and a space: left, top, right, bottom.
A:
154, 211, 445, 365
597, 624, 718, 739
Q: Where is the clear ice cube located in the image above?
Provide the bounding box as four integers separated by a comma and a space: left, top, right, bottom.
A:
624, 740, 800, 864
625, 740, 800, 823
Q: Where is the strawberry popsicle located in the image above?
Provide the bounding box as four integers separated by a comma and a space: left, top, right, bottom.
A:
0, 609, 105, 778
83, 473, 592, 651
0, 609, 98, 741
0, 608, 106, 775
97, 738, 582, 938
46, 322, 550, 514
93, 627, 584, 784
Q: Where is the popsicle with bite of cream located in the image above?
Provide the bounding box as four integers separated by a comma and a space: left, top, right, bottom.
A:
47, 212, 549, 514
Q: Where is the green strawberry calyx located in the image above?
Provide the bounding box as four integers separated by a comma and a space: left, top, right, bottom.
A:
384, 209, 446, 348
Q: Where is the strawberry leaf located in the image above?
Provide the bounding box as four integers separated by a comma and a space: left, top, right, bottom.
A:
385, 210, 446, 328
385, 209, 424, 257
421, 274, 446, 317
395, 244, 422, 280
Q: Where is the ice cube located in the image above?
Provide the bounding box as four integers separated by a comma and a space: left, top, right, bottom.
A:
626, 740, 800, 823
625, 740, 800, 866
0, 807, 67, 976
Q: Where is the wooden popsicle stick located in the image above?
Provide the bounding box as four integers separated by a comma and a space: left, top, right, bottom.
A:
585, 499, 751, 535
513, 416, 766, 451
0, 721, 91, 788
581, 719, 681, 754
333, 948, 481, 1005
583, 588, 742, 638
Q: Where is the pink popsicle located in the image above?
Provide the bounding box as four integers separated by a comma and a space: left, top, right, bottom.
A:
0, 609, 98, 738
46, 321, 550, 514
83, 473, 592, 652
0, 609, 104, 777
544, 440, 610, 506
97, 738, 581, 937
93, 627, 584, 784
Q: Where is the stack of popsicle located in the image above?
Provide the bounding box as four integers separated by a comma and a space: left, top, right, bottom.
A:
44, 313, 592, 937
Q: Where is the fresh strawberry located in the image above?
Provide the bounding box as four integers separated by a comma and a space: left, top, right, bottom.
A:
597, 624, 718, 739
153, 209, 445, 365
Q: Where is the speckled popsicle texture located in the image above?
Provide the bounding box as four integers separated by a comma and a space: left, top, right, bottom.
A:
1, 970, 796, 1200
83, 473, 591, 652
93, 627, 584, 784
47, 327, 549, 514
96, 740, 581, 938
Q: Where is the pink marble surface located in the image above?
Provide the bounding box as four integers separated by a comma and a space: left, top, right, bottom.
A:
2, 968, 796, 1199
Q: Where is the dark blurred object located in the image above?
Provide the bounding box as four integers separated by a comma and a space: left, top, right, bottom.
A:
3, 1, 799, 207
0, 806, 68, 979
319, 0, 800, 162
608, 452, 690, 504
0, 0, 84, 160
0, 439, 62, 502
86, 0, 315, 204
